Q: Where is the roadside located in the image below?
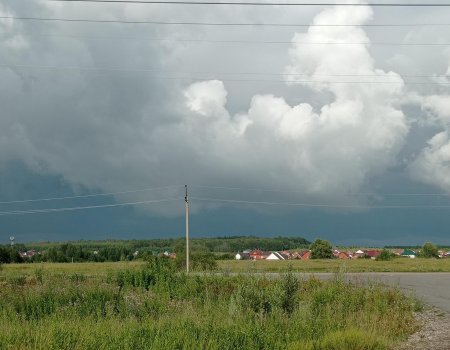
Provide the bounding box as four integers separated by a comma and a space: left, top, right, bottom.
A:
397, 306, 450, 350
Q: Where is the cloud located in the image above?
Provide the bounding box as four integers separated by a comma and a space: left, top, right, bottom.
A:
409, 92, 450, 192
180, 2, 409, 199
7, 0, 450, 216
410, 131, 450, 192
408, 43, 450, 193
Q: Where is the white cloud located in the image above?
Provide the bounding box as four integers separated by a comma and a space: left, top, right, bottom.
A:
179, 1, 409, 198
409, 92, 450, 192
410, 131, 450, 192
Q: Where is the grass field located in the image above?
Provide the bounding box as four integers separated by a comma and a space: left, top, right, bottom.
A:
0, 259, 422, 349
0, 261, 144, 278
219, 258, 450, 273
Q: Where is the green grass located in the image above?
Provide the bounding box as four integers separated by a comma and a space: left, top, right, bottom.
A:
219, 258, 450, 273
0, 260, 421, 349
0, 261, 144, 279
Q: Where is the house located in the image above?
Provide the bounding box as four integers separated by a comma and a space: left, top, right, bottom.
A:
280, 250, 293, 259
162, 251, 177, 259
266, 252, 289, 260
352, 250, 365, 259
401, 249, 417, 259
249, 250, 270, 260
366, 250, 381, 259
235, 252, 250, 260
393, 249, 404, 256
295, 251, 311, 260
337, 252, 351, 260
19, 250, 37, 258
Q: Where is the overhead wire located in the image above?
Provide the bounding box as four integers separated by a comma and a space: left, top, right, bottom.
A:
2, 63, 449, 86
190, 196, 450, 209
0, 184, 449, 217
1, 195, 449, 216
1, 63, 448, 81
6, 31, 450, 47
0, 198, 181, 216
0, 185, 183, 205
190, 185, 450, 197
3, 15, 450, 27
48, 0, 450, 7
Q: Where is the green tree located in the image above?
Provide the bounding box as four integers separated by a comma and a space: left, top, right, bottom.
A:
0, 247, 11, 264
310, 239, 333, 259
422, 242, 439, 258
376, 249, 394, 261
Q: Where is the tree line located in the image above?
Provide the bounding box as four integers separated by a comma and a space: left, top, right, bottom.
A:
0, 236, 311, 264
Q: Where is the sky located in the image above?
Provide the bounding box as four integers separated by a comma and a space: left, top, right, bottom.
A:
1, 0, 450, 246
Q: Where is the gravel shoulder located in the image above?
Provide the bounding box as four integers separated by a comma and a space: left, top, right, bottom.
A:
397, 306, 450, 350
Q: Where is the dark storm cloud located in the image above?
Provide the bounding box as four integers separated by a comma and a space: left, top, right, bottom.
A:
1, 0, 450, 243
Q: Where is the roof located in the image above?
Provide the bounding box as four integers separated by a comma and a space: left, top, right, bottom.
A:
267, 252, 290, 260
250, 250, 263, 255
401, 249, 416, 256
366, 250, 381, 258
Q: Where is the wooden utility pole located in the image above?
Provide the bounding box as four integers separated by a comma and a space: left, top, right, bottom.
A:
185, 185, 190, 274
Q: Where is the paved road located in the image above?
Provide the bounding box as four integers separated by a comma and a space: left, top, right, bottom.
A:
300, 272, 450, 313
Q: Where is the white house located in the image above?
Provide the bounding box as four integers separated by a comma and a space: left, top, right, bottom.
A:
235, 252, 250, 260
266, 252, 287, 260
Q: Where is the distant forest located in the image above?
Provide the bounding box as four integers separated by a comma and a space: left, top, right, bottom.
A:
0, 236, 310, 264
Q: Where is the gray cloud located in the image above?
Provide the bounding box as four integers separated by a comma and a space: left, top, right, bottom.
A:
1, 0, 450, 221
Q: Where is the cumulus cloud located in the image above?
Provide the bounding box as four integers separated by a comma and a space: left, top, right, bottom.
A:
180, 1, 409, 198
410, 131, 450, 191
409, 92, 450, 192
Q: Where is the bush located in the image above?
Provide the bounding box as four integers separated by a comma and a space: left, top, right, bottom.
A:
281, 266, 298, 314
0, 265, 419, 349
176, 253, 218, 271
310, 239, 334, 259
421, 242, 439, 258
376, 249, 395, 261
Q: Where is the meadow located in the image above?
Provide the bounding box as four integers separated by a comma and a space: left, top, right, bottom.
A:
0, 259, 421, 349
219, 257, 450, 273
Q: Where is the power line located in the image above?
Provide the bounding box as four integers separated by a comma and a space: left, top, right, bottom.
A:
3, 15, 450, 27
0, 198, 181, 216
0, 185, 182, 205
190, 185, 450, 197
49, 0, 450, 7
10, 32, 450, 47
1, 194, 448, 216
2, 63, 445, 79
190, 196, 450, 209
2, 63, 450, 86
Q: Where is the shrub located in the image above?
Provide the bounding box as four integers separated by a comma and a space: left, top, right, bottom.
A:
376, 249, 395, 261
281, 266, 298, 314
421, 242, 439, 258
310, 239, 334, 259
176, 253, 218, 271
0, 264, 419, 349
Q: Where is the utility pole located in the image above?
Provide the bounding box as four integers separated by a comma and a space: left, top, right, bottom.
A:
185, 185, 190, 274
